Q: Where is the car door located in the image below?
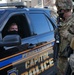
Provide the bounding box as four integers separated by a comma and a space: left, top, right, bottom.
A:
0, 11, 39, 75
29, 11, 57, 75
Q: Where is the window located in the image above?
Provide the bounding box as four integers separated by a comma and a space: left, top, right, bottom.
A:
46, 17, 54, 31
38, 0, 42, 5
30, 14, 50, 35
2, 14, 31, 38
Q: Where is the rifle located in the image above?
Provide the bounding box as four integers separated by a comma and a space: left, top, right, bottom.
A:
53, 16, 60, 60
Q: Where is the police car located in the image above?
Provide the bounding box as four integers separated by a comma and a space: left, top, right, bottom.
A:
0, 2, 57, 75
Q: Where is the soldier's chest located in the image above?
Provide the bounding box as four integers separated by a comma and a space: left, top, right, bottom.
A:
59, 25, 69, 34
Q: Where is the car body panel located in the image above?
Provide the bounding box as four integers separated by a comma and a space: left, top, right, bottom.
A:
0, 5, 57, 75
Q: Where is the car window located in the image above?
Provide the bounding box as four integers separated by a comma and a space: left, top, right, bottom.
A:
46, 17, 54, 31
30, 14, 50, 35
2, 14, 31, 38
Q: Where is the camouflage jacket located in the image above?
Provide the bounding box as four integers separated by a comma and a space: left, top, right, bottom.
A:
59, 14, 74, 53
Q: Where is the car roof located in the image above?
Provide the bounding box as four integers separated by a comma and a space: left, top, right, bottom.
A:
0, 7, 50, 13
0, 2, 50, 15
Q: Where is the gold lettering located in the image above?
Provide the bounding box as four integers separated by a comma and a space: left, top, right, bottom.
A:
44, 61, 47, 70
29, 68, 36, 75
40, 55, 43, 62
38, 65, 42, 74
25, 60, 30, 69
34, 57, 38, 64
35, 66, 40, 75
25, 52, 50, 69
30, 59, 34, 67
40, 63, 44, 72
23, 58, 54, 75
44, 60, 49, 70
49, 58, 54, 67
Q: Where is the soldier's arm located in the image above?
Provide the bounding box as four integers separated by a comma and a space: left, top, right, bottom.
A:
67, 25, 74, 50
61, 24, 74, 50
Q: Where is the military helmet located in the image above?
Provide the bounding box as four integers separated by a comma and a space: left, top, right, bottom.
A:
56, 0, 73, 10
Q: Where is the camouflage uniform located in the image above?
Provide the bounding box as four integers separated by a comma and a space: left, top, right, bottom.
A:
56, 0, 74, 75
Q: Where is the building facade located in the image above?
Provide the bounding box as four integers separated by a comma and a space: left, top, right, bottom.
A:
0, 0, 56, 8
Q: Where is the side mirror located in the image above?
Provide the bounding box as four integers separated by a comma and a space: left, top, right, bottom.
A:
0, 35, 21, 47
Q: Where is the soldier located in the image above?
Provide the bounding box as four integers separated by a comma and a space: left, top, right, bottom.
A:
55, 0, 74, 75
